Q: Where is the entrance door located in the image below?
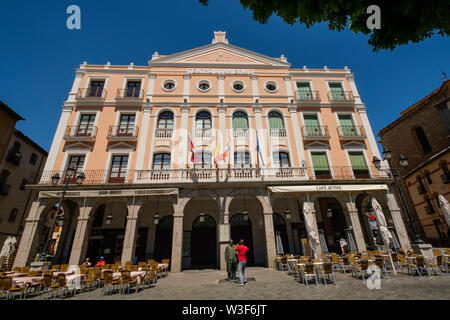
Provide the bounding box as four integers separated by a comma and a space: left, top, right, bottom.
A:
230, 214, 254, 264
190, 215, 217, 268
273, 213, 290, 254
153, 216, 173, 263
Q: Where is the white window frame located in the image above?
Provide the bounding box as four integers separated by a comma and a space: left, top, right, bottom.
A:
121, 77, 145, 98
86, 76, 109, 99
307, 148, 335, 179
264, 80, 279, 93
104, 149, 134, 183
344, 148, 373, 179
113, 109, 141, 136
197, 80, 212, 93
231, 80, 246, 93
161, 78, 178, 92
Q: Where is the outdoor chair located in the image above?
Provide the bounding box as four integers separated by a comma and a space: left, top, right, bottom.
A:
51, 265, 60, 271
102, 270, 120, 295
12, 267, 21, 273
280, 256, 288, 272
409, 256, 432, 278
52, 273, 76, 299
20, 266, 30, 274
288, 259, 298, 275
427, 255, 443, 275
147, 259, 155, 265
302, 263, 318, 287
59, 264, 69, 272
161, 259, 170, 276
275, 256, 282, 270
144, 264, 158, 287
39, 274, 54, 299
1, 276, 25, 300
352, 259, 369, 280
83, 268, 99, 291
120, 270, 138, 294
137, 262, 147, 269
374, 257, 390, 279
340, 256, 352, 273
320, 262, 337, 286
128, 265, 138, 272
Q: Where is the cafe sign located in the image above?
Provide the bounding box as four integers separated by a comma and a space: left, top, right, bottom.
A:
39, 188, 179, 199
268, 184, 388, 193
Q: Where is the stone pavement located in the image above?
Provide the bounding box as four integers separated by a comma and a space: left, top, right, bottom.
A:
30, 267, 450, 300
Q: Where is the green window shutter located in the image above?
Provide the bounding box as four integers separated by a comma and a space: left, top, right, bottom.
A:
303, 114, 321, 136
297, 83, 312, 99
311, 152, 330, 171
349, 152, 368, 170
338, 114, 356, 136
268, 113, 284, 129
329, 82, 344, 100
232, 113, 248, 129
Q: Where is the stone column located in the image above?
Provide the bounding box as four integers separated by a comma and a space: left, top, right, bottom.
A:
14, 200, 48, 267
134, 105, 152, 173
253, 106, 267, 166
179, 105, 190, 169
386, 191, 411, 250
170, 213, 184, 273
68, 200, 95, 265
285, 222, 295, 254
218, 222, 230, 271
345, 198, 366, 252
263, 213, 277, 268
121, 199, 142, 263
288, 106, 307, 168
217, 106, 227, 169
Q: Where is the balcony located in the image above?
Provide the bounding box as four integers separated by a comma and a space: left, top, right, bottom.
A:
63, 126, 97, 142
337, 126, 366, 140
194, 128, 212, 139
425, 204, 435, 214
269, 128, 287, 138
5, 150, 22, 166
116, 89, 144, 105
296, 91, 320, 105
310, 166, 378, 180
417, 184, 427, 195
0, 183, 10, 196
155, 128, 173, 139
107, 126, 139, 141
233, 129, 250, 138
328, 91, 354, 103
302, 126, 330, 140
76, 88, 107, 101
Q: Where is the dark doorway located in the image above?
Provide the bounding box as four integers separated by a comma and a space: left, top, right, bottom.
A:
230, 214, 254, 264
273, 213, 290, 254
153, 216, 173, 263
135, 228, 148, 263
318, 198, 347, 253
86, 229, 125, 264
191, 215, 217, 268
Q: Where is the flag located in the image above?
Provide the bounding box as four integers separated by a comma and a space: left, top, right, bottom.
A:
221, 133, 230, 161
256, 132, 265, 166
213, 135, 221, 164
188, 134, 199, 164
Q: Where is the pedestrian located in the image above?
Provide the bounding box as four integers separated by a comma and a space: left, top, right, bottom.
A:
82, 257, 92, 267
225, 239, 237, 281
95, 256, 106, 267
235, 239, 249, 286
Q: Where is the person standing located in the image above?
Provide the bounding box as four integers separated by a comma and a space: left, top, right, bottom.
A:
225, 239, 237, 281
235, 239, 249, 286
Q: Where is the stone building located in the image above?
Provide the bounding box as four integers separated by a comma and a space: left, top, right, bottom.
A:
15, 32, 411, 271
0, 101, 24, 170
378, 80, 450, 246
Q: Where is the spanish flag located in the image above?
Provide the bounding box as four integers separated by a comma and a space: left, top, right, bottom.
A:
213, 135, 221, 164
188, 134, 199, 164
221, 133, 230, 161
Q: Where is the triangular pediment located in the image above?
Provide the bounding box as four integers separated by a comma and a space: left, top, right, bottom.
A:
342, 141, 367, 148
63, 142, 93, 151
149, 42, 290, 68
305, 141, 330, 149
107, 142, 136, 150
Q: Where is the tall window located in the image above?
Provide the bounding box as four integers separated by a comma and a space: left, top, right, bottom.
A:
8, 208, 18, 222
268, 112, 284, 129
417, 176, 426, 194
329, 82, 345, 100
303, 114, 322, 136
311, 152, 331, 179
29, 153, 38, 165
118, 114, 136, 136
11, 141, 21, 153
77, 114, 96, 136
125, 80, 141, 98
232, 112, 248, 129
414, 126, 432, 154
66, 156, 85, 183
88, 80, 105, 97
348, 152, 369, 178
157, 111, 174, 129
153, 153, 171, 169
109, 155, 128, 183
195, 152, 212, 169
273, 152, 290, 168
296, 82, 313, 99
234, 152, 250, 168
196, 111, 212, 129
338, 114, 357, 136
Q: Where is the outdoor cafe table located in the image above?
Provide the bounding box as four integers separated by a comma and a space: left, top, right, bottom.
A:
5, 272, 28, 277
12, 276, 43, 289
53, 270, 76, 277
112, 271, 147, 285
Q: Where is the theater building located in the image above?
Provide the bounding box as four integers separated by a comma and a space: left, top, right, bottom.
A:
15, 32, 411, 271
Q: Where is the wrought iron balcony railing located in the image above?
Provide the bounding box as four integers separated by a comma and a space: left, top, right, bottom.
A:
328, 91, 354, 102
337, 126, 366, 138
108, 125, 139, 138
296, 90, 320, 101
77, 88, 107, 99
64, 126, 98, 139
116, 89, 144, 99
302, 126, 329, 138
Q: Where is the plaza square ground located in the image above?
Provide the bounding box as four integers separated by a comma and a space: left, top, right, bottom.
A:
29, 267, 450, 300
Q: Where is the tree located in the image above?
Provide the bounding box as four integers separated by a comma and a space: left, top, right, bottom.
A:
199, 0, 450, 51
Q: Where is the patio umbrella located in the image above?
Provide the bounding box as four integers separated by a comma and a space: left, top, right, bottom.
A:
0, 236, 17, 259
371, 197, 396, 274
438, 195, 450, 228
303, 202, 321, 258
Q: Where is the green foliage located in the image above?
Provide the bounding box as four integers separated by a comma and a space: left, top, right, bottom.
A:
199, 0, 450, 51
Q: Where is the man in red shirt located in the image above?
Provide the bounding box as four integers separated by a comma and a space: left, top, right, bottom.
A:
95, 256, 106, 267
235, 239, 249, 285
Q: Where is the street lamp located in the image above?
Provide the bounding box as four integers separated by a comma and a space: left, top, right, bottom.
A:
154, 197, 160, 225
327, 208, 333, 218
39, 166, 85, 262
284, 197, 291, 220
105, 214, 113, 225
372, 148, 424, 244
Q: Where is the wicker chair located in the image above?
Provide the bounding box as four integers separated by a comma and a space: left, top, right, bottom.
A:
39, 273, 54, 299
411, 256, 432, 278
120, 270, 138, 294
302, 263, 318, 287
52, 273, 76, 299
161, 259, 170, 276
83, 268, 99, 291
144, 264, 158, 287
352, 259, 369, 280
280, 256, 288, 272
427, 255, 443, 275
320, 262, 337, 286
340, 256, 352, 273
102, 270, 120, 295
374, 257, 390, 279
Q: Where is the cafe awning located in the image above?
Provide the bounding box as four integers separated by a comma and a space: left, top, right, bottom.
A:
267, 184, 388, 193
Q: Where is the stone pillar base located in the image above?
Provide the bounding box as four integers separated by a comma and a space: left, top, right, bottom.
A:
412, 243, 434, 261
30, 262, 50, 271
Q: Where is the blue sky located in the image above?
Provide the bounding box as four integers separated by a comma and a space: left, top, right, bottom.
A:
0, 0, 449, 151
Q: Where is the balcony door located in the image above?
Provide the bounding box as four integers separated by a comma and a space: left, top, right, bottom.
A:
109, 155, 128, 183
152, 153, 171, 180
118, 114, 135, 136
232, 112, 249, 137
303, 114, 321, 136
88, 80, 105, 97
311, 152, 332, 179
157, 112, 174, 129
329, 82, 345, 100
297, 82, 313, 99
65, 156, 85, 183
77, 114, 96, 136
348, 152, 370, 178
338, 114, 356, 136
125, 81, 141, 98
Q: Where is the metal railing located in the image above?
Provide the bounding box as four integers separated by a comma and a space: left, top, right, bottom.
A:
269, 128, 287, 138
296, 90, 320, 100
301, 126, 329, 137
64, 126, 98, 138
116, 89, 144, 99
155, 128, 173, 138
328, 91, 354, 101
108, 125, 139, 138
35, 166, 387, 185
337, 126, 366, 138
77, 88, 107, 99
